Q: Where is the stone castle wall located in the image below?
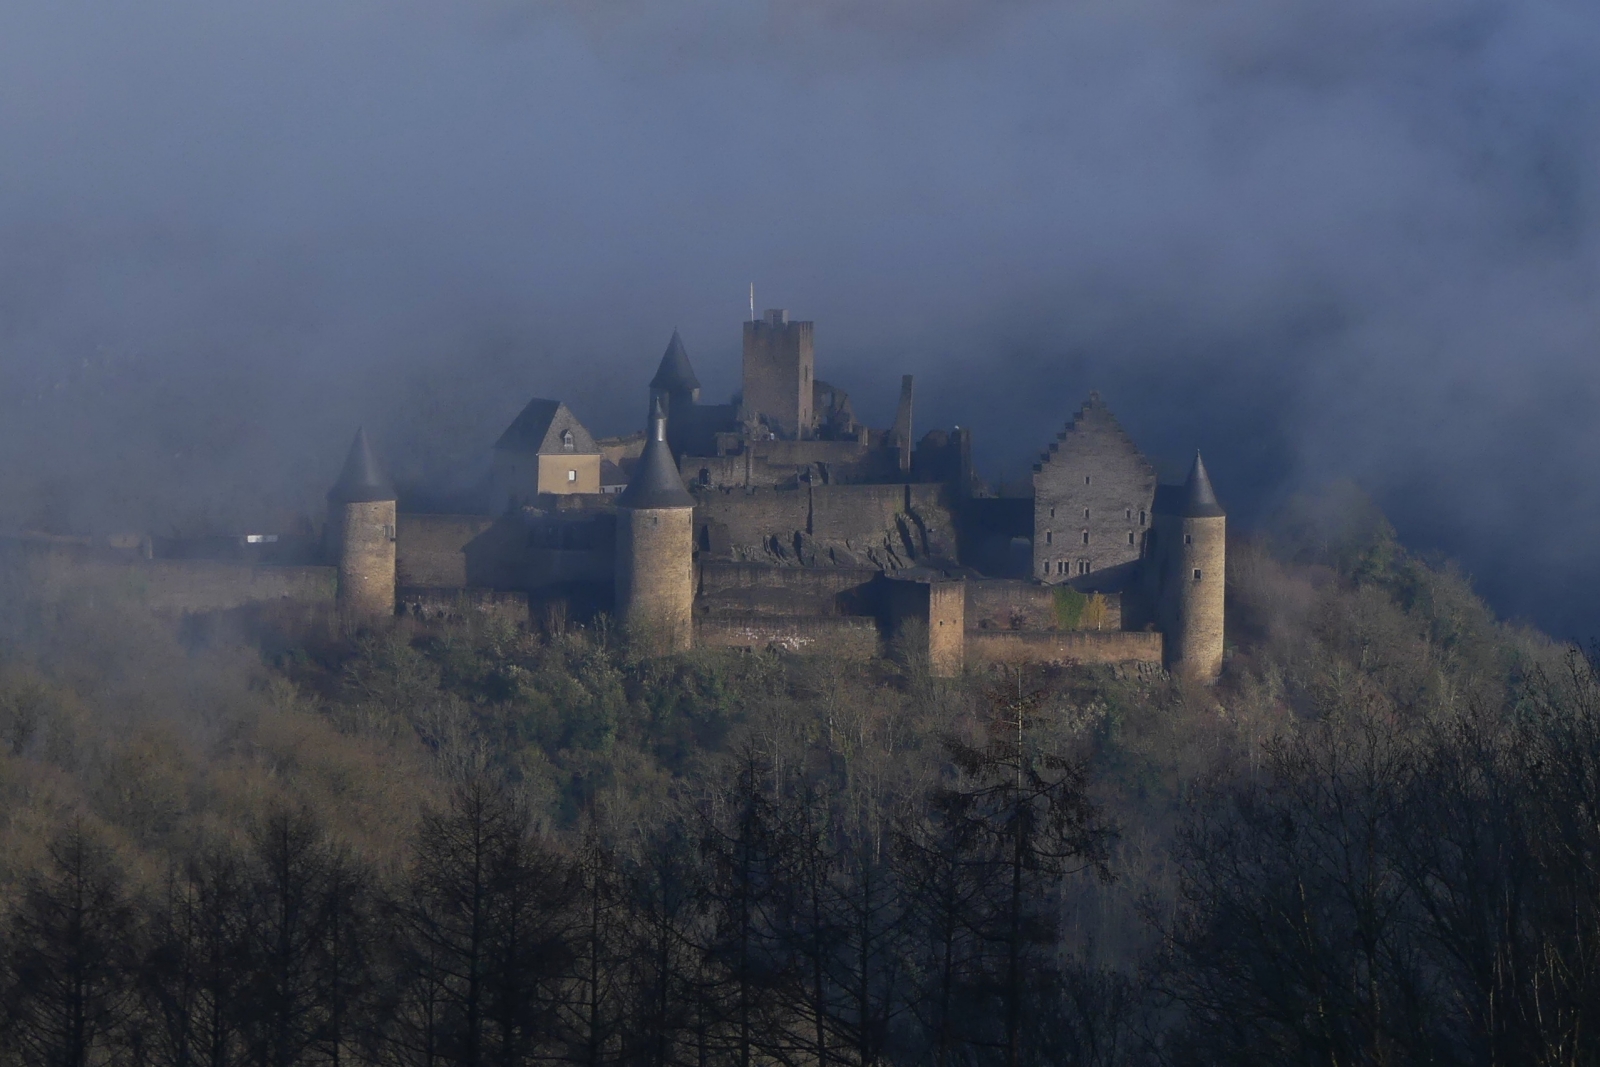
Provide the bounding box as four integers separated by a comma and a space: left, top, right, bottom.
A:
4, 541, 337, 612
965, 629, 1163, 667
396, 514, 496, 588
695, 614, 879, 658
695, 483, 958, 569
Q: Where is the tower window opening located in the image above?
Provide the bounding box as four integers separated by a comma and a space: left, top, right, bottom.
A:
1127, 531, 1135, 545
1184, 534, 1193, 545
1044, 561, 1051, 576
1085, 475, 1091, 485
1083, 508, 1090, 520
1193, 568, 1203, 581
1045, 531, 1052, 545
1082, 530, 1089, 545
1126, 508, 1132, 520
1049, 506, 1056, 519
1140, 510, 1146, 526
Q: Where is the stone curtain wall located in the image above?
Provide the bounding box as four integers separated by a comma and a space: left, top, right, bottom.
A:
965, 629, 1162, 667
396, 514, 497, 589
695, 614, 879, 658
4, 542, 337, 612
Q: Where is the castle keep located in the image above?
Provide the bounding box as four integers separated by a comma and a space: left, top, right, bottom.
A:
7, 309, 1228, 681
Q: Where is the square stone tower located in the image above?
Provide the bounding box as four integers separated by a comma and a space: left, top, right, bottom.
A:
741, 308, 814, 439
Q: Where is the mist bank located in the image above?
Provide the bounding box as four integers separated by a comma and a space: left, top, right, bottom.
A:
1, 0, 1597, 635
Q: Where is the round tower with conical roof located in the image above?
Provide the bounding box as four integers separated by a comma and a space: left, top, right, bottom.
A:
1153, 452, 1225, 681
614, 395, 696, 653
327, 428, 397, 622
650, 329, 701, 458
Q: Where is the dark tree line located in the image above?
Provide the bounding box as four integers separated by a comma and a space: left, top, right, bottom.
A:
0, 689, 1123, 1067
1164, 651, 1600, 1066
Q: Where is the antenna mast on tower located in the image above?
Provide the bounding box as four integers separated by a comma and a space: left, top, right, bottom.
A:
749, 283, 755, 322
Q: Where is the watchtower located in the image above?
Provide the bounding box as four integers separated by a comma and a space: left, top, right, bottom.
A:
327, 428, 397, 622
614, 395, 696, 653
1153, 453, 1225, 682
741, 308, 814, 439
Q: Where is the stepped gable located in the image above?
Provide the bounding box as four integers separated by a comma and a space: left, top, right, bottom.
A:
649, 330, 701, 393
616, 395, 694, 510
328, 428, 395, 503
1153, 453, 1226, 516
1032, 391, 1155, 478
495, 399, 601, 456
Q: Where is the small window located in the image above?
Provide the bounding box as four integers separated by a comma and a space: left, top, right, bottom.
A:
1139, 510, 1146, 526
1078, 560, 1089, 575
1127, 531, 1135, 545
561, 429, 575, 452
1085, 475, 1091, 485
567, 469, 577, 483
1045, 531, 1052, 545
1193, 568, 1202, 581
1081, 530, 1089, 545
1125, 508, 1132, 520
1057, 561, 1067, 575
1083, 508, 1090, 520
1049, 506, 1056, 519
1044, 561, 1051, 576
1184, 534, 1193, 545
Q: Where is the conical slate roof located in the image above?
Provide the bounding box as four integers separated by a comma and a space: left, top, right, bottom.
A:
327, 428, 395, 503
649, 330, 700, 393
1180, 452, 1225, 517
616, 396, 695, 510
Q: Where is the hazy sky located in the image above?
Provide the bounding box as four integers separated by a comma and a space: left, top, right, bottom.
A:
1, 0, 1598, 635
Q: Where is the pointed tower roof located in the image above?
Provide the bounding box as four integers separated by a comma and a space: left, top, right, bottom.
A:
649, 330, 701, 393
616, 395, 695, 510
1180, 452, 1225, 517
328, 428, 396, 503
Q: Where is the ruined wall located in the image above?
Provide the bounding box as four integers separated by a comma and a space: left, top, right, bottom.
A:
695, 615, 879, 658
964, 580, 1123, 632
697, 563, 879, 616
396, 514, 497, 588
965, 630, 1163, 667
694, 483, 957, 569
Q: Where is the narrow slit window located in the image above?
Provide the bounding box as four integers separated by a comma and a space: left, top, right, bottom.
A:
1085, 475, 1092, 485
1127, 531, 1135, 545
1140, 510, 1146, 526
1184, 534, 1193, 545
1045, 531, 1052, 545
1083, 508, 1090, 520
1082, 530, 1090, 545
1126, 508, 1132, 520
1193, 568, 1202, 581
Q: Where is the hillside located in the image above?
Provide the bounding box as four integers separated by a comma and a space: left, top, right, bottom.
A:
0, 484, 1586, 1066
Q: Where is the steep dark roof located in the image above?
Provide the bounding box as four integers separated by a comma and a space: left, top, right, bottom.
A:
1181, 452, 1225, 517
495, 399, 601, 456
327, 428, 395, 503
649, 330, 700, 394
616, 396, 694, 510
1155, 452, 1225, 517
599, 459, 628, 488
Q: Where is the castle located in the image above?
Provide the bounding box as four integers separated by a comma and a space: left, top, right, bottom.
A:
8, 309, 1227, 681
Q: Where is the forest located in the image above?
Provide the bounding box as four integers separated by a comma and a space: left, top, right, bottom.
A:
0, 483, 1595, 1067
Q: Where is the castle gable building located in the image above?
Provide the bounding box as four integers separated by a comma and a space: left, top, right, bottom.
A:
492, 398, 603, 509
1032, 392, 1158, 589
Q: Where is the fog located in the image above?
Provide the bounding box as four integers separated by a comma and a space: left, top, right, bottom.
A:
1, 0, 1597, 635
